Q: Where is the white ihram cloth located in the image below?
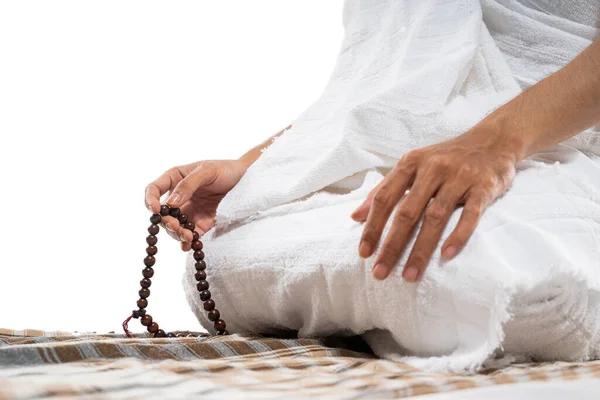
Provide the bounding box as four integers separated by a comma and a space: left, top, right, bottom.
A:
183, 0, 600, 372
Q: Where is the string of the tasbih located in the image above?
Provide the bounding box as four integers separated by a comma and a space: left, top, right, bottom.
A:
122, 204, 229, 338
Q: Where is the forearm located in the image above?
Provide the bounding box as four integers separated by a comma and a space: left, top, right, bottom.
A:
238, 124, 292, 168
469, 38, 600, 161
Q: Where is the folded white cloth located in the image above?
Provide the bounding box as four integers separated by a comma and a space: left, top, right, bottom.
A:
183, 0, 600, 372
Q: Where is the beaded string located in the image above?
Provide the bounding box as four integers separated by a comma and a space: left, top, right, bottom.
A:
122, 204, 228, 338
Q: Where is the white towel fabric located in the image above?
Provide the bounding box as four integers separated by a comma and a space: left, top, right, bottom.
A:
183, 0, 600, 372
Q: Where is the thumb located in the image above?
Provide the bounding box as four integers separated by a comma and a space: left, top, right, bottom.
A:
166, 162, 217, 207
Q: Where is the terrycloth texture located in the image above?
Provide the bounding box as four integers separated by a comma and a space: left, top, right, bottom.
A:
183, 0, 600, 373
3, 328, 600, 399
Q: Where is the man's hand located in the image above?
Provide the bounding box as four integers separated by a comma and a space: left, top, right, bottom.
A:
350, 130, 519, 282
352, 37, 600, 283
145, 159, 248, 251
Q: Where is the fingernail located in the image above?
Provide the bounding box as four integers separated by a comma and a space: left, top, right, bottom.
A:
147, 204, 153, 213
167, 193, 181, 205
403, 266, 420, 282
372, 263, 388, 280
442, 245, 457, 259
359, 241, 372, 258
179, 233, 187, 242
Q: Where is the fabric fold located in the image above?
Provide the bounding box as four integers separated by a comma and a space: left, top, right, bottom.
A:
184, 0, 600, 372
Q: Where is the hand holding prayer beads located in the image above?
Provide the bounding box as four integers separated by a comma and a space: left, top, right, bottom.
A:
122, 204, 228, 338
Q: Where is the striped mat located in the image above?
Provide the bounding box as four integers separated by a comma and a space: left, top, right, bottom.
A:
1, 327, 599, 399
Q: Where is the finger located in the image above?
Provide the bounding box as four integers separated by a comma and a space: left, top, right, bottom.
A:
160, 215, 185, 242
358, 164, 414, 259
181, 241, 191, 251
145, 168, 182, 214
401, 183, 467, 282
161, 213, 195, 243
178, 204, 211, 241
441, 189, 492, 260
166, 161, 218, 208
351, 180, 385, 222
371, 169, 442, 280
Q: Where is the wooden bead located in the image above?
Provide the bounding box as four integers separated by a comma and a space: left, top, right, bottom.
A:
144, 256, 156, 267
146, 246, 157, 256
135, 203, 229, 340
148, 322, 159, 334
142, 267, 154, 278
203, 299, 215, 311
214, 319, 226, 331
177, 214, 188, 225
160, 205, 170, 216
199, 290, 211, 301
196, 280, 209, 291
195, 270, 207, 281
208, 309, 220, 321
150, 214, 162, 224
140, 278, 152, 288
195, 261, 206, 271
141, 315, 153, 326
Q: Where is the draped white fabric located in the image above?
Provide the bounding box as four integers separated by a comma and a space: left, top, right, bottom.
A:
183, 0, 600, 372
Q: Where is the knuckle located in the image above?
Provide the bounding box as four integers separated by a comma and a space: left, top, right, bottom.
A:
457, 163, 473, 177
398, 151, 419, 171
481, 175, 498, 189
428, 155, 449, 171
425, 203, 447, 222
372, 189, 391, 207
396, 204, 418, 223
167, 166, 180, 176
198, 160, 219, 184
463, 204, 482, 220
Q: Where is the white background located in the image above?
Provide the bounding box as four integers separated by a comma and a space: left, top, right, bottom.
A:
0, 1, 344, 333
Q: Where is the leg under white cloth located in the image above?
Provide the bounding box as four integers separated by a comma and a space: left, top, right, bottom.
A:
183, 145, 600, 372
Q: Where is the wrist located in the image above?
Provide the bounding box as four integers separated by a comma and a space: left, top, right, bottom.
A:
238, 152, 256, 170
465, 107, 533, 164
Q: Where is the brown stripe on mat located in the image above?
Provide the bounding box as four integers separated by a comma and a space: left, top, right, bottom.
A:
489, 372, 517, 385
93, 341, 130, 360
396, 382, 439, 397
131, 343, 180, 361
51, 342, 87, 363
451, 378, 479, 390
526, 370, 549, 382
209, 338, 257, 357
561, 367, 581, 380
241, 360, 281, 372
184, 341, 227, 359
